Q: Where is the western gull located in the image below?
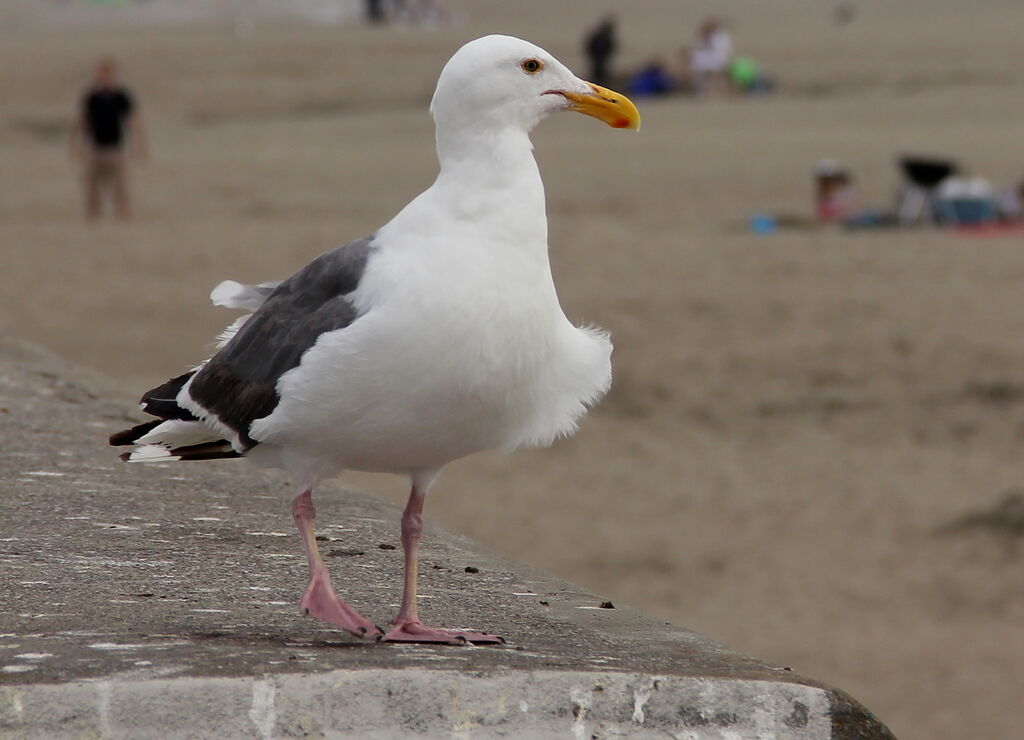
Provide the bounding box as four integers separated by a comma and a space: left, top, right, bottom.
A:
111, 34, 640, 644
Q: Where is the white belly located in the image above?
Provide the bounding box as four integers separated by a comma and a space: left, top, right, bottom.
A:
249, 298, 611, 477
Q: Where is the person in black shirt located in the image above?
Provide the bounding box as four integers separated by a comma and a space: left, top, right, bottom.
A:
584, 15, 618, 88
70, 57, 146, 220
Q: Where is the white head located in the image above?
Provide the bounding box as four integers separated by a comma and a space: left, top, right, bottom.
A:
430, 35, 640, 137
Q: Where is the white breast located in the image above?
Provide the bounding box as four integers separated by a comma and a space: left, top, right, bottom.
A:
250, 227, 611, 476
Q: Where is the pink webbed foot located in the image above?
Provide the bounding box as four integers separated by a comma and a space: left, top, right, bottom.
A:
381, 619, 505, 645
299, 569, 384, 640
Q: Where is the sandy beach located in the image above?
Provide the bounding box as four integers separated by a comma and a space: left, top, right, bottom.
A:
2, 2, 1023, 738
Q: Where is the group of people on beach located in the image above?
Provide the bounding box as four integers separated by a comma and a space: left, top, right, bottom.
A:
812, 157, 1024, 230
584, 15, 772, 100
70, 17, 1022, 232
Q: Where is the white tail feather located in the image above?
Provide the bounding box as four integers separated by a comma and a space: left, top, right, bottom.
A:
210, 279, 280, 311
136, 419, 222, 449
126, 445, 180, 463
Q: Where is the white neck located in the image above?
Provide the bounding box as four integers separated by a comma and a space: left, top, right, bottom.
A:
430, 124, 548, 254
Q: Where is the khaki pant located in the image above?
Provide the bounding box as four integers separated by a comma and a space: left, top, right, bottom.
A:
84, 148, 128, 219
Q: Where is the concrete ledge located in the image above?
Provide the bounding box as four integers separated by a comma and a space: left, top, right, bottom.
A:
7, 671, 838, 739
0, 333, 894, 739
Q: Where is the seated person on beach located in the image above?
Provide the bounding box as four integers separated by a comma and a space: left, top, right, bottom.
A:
813, 160, 857, 222
728, 56, 773, 95
813, 159, 892, 228
628, 57, 676, 97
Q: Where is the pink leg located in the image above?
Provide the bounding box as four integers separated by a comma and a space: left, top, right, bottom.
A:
382, 484, 503, 645
292, 489, 382, 639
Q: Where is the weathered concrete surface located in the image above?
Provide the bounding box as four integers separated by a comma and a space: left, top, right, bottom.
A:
0, 333, 895, 739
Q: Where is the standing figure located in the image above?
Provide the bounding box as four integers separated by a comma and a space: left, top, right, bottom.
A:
584, 15, 618, 87
70, 57, 146, 221
365, 0, 386, 24
691, 18, 733, 95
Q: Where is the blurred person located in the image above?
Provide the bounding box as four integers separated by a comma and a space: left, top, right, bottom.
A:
629, 57, 675, 98
584, 15, 618, 87
69, 56, 146, 221
691, 18, 732, 95
812, 159, 892, 228
813, 159, 856, 222
365, 0, 386, 24
728, 55, 773, 95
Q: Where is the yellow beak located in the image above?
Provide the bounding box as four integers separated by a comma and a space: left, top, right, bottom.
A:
558, 82, 641, 131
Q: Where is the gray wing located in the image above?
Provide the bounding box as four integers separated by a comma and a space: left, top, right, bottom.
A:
186, 235, 376, 448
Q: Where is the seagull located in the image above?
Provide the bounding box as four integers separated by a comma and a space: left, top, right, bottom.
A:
111, 34, 640, 644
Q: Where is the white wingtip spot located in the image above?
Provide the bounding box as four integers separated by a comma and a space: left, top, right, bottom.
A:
126, 445, 180, 463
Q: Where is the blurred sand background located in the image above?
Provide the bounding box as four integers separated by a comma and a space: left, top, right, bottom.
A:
2, 1, 1023, 738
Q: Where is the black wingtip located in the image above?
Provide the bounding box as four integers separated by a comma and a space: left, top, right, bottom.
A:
139, 371, 200, 421
110, 419, 163, 446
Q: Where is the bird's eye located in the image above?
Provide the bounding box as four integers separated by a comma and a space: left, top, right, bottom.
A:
520, 58, 544, 75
